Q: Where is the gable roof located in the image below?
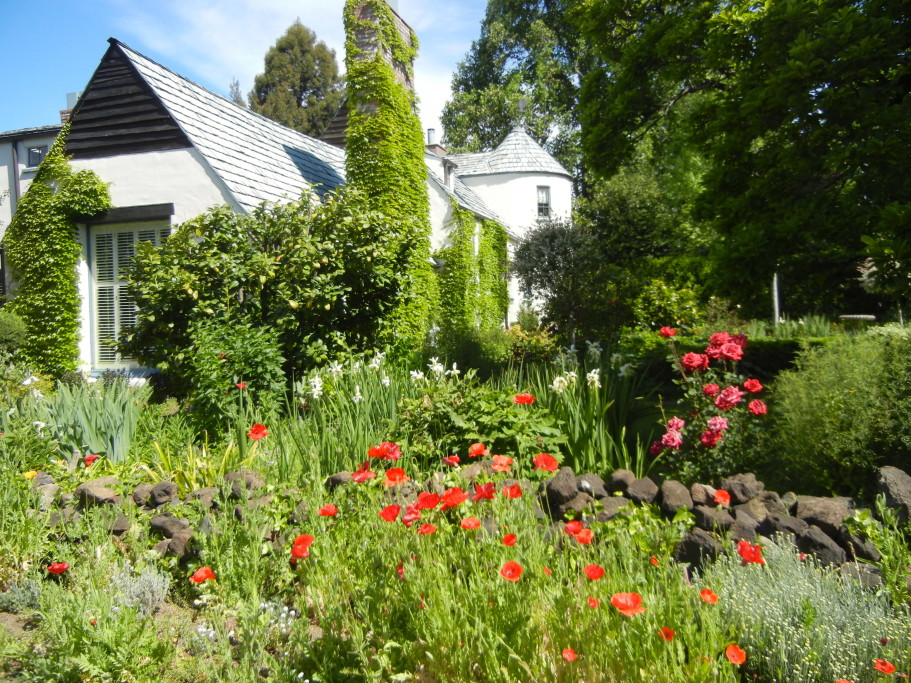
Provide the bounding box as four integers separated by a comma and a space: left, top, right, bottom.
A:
424, 157, 504, 225
71, 39, 347, 212
446, 124, 571, 179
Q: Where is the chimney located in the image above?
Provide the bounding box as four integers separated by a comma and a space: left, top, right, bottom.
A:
59, 91, 82, 124
425, 128, 446, 156
349, 0, 416, 96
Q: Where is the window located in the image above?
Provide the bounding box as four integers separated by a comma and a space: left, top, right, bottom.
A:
93, 223, 169, 366
537, 186, 551, 218
27, 146, 48, 168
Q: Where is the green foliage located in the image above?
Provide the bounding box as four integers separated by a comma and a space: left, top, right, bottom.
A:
2, 125, 111, 375
123, 188, 402, 385
0, 309, 26, 357
766, 332, 911, 494
344, 0, 437, 349
847, 498, 911, 606
704, 539, 911, 682
248, 20, 344, 137
503, 323, 558, 365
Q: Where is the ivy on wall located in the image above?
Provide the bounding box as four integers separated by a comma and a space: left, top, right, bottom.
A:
435, 199, 509, 345
344, 0, 437, 349
2, 125, 111, 376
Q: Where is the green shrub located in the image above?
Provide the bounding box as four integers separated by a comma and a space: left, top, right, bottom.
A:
764, 333, 911, 494
0, 309, 26, 356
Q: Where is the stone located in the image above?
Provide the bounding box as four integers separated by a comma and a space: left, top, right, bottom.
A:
731, 509, 759, 542
289, 500, 309, 524
758, 514, 809, 539
424, 473, 447, 496
554, 492, 594, 520
719, 473, 764, 504
325, 472, 353, 491
689, 483, 717, 507
660, 480, 693, 517
626, 477, 659, 505
836, 526, 881, 562
877, 466, 911, 524
168, 529, 194, 559
32, 472, 55, 488
733, 497, 770, 523
673, 528, 724, 569
755, 491, 789, 517
187, 487, 219, 509
132, 483, 154, 507
545, 467, 580, 510
225, 469, 265, 499
796, 525, 847, 567
107, 512, 130, 536
607, 469, 635, 494
795, 496, 853, 537
694, 505, 735, 532
838, 561, 884, 590
594, 496, 631, 523
48, 508, 81, 527
150, 481, 179, 507
36, 483, 60, 511
152, 539, 171, 556
780, 491, 799, 513
75, 479, 121, 507
150, 513, 190, 538
576, 473, 609, 500
459, 463, 483, 482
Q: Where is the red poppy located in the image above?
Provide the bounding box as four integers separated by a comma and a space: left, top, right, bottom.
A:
562, 648, 578, 662
514, 393, 535, 405
501, 483, 522, 498
587, 597, 599, 609
713, 490, 731, 506
564, 520, 583, 536
290, 544, 310, 561
460, 516, 481, 530
190, 566, 216, 584
416, 492, 441, 510
468, 442, 490, 458
700, 588, 719, 604
442, 455, 460, 466
293, 534, 314, 548
658, 626, 675, 641
383, 467, 410, 487
418, 523, 437, 535
543, 566, 552, 576
368, 441, 402, 461
502, 533, 517, 546
351, 461, 376, 483
737, 540, 765, 566
491, 455, 513, 473
650, 555, 660, 567
247, 423, 269, 440
47, 562, 69, 575
834, 679, 852, 683
584, 564, 604, 580
874, 660, 896, 674
500, 561, 523, 582
402, 502, 421, 527
441, 487, 469, 509
318, 503, 338, 517
575, 528, 594, 545
379, 504, 401, 522
659, 326, 677, 338
396, 563, 405, 579
533, 452, 559, 472
725, 644, 746, 665
471, 482, 496, 501
611, 592, 646, 616
235, 382, 247, 389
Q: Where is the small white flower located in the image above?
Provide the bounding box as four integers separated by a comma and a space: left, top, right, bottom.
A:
328, 361, 344, 377
309, 376, 323, 399
86, 376, 98, 384
32, 421, 46, 430
586, 341, 603, 359
618, 363, 635, 378
31, 389, 44, 398
586, 369, 601, 388
428, 357, 445, 376
446, 362, 460, 377
127, 377, 147, 388
352, 385, 363, 403
368, 355, 382, 370
551, 376, 568, 393
566, 371, 578, 384
351, 361, 361, 372
21, 375, 40, 386
381, 376, 391, 387
410, 370, 426, 383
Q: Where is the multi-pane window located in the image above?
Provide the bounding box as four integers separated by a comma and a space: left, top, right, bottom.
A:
537, 186, 551, 218
93, 223, 169, 366
27, 146, 48, 167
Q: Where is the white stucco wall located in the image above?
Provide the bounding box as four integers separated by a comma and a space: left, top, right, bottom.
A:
459, 172, 572, 238
426, 176, 457, 252
0, 132, 62, 239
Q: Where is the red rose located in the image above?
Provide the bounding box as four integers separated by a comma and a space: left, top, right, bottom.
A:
743, 378, 763, 393
659, 326, 677, 338
748, 399, 767, 415
681, 353, 710, 372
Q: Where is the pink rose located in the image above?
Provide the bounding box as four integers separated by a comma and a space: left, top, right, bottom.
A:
730, 334, 748, 348
681, 353, 710, 372
708, 332, 731, 348
703, 383, 720, 397
707, 416, 729, 431
748, 399, 767, 415
705, 345, 723, 360
661, 430, 683, 450
700, 430, 723, 448
667, 416, 686, 431
719, 343, 744, 361
715, 385, 745, 411
743, 378, 763, 393
649, 440, 664, 456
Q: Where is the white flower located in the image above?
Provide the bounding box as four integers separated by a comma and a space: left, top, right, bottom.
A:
309, 376, 323, 399
127, 377, 147, 388
428, 357, 445, 376
368, 355, 382, 370
410, 370, 425, 383
586, 369, 601, 388
566, 371, 578, 384
31, 389, 44, 398
86, 377, 98, 384
352, 385, 363, 403
446, 362, 460, 377
618, 363, 635, 378
610, 353, 623, 366
586, 341, 603, 359
381, 376, 391, 387
328, 361, 344, 378
551, 376, 568, 393
351, 361, 361, 372
21, 375, 40, 386
31, 421, 46, 430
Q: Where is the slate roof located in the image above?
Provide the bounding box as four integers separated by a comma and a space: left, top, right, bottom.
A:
115, 40, 346, 212
0, 125, 62, 142
447, 124, 571, 179
424, 157, 503, 224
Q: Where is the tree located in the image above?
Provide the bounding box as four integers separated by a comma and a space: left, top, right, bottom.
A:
441, 0, 586, 181
248, 20, 344, 137
228, 79, 245, 107
574, 0, 911, 317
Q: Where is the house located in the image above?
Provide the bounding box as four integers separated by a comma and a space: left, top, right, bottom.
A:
0, 3, 571, 372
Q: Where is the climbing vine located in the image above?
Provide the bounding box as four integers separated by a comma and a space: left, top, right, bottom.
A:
344, 0, 437, 350
2, 125, 111, 375
435, 199, 509, 346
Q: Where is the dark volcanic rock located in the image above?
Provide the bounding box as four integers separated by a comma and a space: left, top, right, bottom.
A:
150, 513, 190, 538
107, 512, 130, 537
607, 469, 635, 494
694, 505, 735, 532
877, 466, 911, 524
838, 561, 884, 590
836, 526, 881, 562
554, 492, 594, 520
626, 477, 659, 505
734, 497, 770, 523
796, 525, 847, 566
758, 514, 810, 539
690, 483, 717, 507
795, 496, 853, 537
660, 480, 693, 517
75, 478, 121, 507
132, 483, 154, 507
325, 472, 353, 491
674, 528, 724, 569
731, 510, 759, 542
719, 473, 764, 504
225, 469, 265, 499
594, 496, 630, 523
545, 468, 580, 509
150, 481, 179, 507
187, 487, 219, 509
576, 473, 609, 500
755, 491, 789, 517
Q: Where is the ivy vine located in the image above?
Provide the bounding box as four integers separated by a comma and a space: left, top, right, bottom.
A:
435, 199, 509, 345
2, 125, 111, 376
344, 0, 437, 349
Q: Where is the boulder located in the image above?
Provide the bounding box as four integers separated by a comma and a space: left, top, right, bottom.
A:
554, 492, 595, 520
607, 469, 636, 494
626, 477, 659, 504
594, 496, 630, 523
75, 479, 121, 507
719, 473, 764, 504
150, 481, 179, 507
48, 508, 81, 527
325, 472, 353, 491
877, 466, 911, 524
758, 514, 809, 539
838, 561, 884, 590
694, 505, 735, 532
225, 469, 265, 499
576, 473, 609, 500
167, 529, 194, 559
36, 483, 60, 511
107, 512, 130, 537
132, 483, 154, 507
459, 463, 484, 482
545, 468, 580, 508
755, 491, 789, 517
780, 491, 799, 513
796, 525, 847, 567
660, 480, 693, 517
794, 496, 853, 537
690, 483, 718, 507
836, 526, 881, 562
187, 487, 219, 509
734, 497, 770, 523
731, 510, 759, 542
150, 513, 191, 538
674, 528, 724, 569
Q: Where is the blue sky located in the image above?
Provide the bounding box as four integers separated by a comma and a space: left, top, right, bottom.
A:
0, 0, 488, 139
